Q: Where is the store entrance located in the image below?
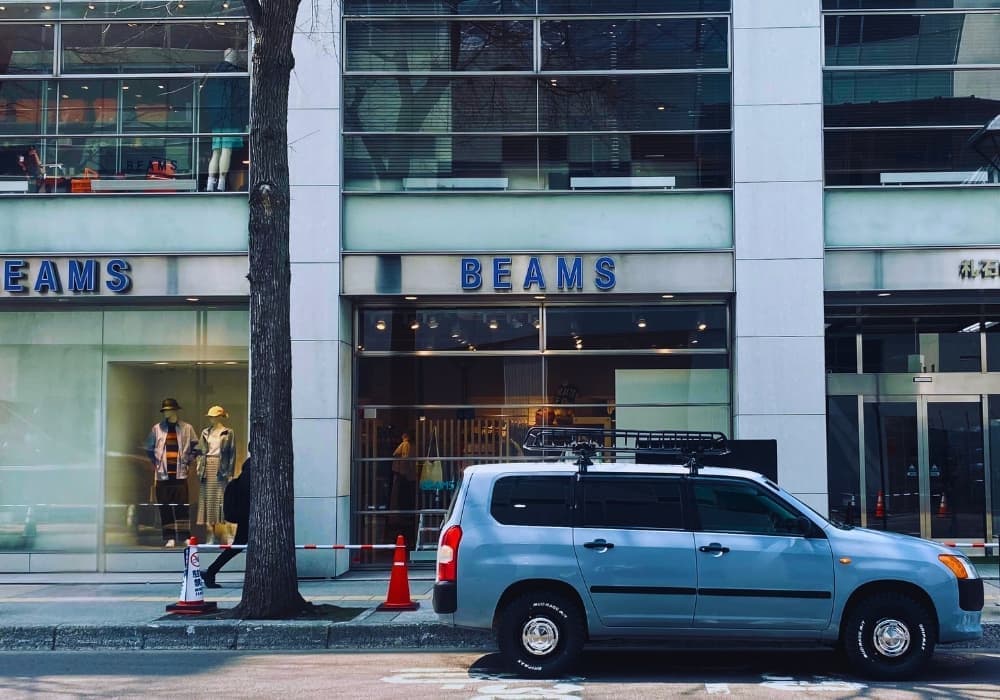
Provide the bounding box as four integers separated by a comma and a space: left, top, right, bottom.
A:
862, 395, 986, 541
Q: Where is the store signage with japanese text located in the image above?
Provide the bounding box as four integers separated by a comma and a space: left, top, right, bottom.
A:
959, 258, 1000, 281
461, 255, 616, 292
1, 258, 132, 295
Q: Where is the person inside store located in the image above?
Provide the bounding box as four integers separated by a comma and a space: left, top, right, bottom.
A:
144, 398, 199, 547
196, 405, 236, 545
201, 47, 248, 192
18, 144, 44, 192
389, 431, 416, 543
202, 456, 250, 588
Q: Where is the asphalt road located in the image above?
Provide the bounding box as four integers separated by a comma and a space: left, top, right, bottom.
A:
0, 648, 998, 698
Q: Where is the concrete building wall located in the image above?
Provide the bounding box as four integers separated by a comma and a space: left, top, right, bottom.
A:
731, 1, 828, 513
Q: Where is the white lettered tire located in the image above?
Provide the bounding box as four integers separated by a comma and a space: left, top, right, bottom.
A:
497, 592, 586, 678
842, 592, 936, 680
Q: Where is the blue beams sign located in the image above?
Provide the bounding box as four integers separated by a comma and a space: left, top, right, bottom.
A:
2, 258, 132, 295
461, 255, 616, 292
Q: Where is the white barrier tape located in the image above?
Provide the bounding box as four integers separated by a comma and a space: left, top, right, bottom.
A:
942, 542, 1000, 549
193, 543, 398, 551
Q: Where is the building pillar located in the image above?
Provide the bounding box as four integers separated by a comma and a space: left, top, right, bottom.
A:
287, 0, 348, 576
731, 1, 828, 512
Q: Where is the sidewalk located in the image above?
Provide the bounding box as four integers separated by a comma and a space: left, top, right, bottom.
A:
1, 566, 998, 652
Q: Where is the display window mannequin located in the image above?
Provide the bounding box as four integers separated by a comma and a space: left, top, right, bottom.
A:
202, 47, 248, 192
196, 405, 236, 544
144, 398, 199, 547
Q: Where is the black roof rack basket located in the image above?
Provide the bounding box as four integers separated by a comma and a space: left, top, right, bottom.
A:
522, 427, 729, 473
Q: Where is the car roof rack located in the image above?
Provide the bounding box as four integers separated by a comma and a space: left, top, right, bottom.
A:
522, 426, 730, 474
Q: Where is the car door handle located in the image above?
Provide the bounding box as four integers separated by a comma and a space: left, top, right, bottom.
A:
698, 543, 730, 555
583, 539, 614, 550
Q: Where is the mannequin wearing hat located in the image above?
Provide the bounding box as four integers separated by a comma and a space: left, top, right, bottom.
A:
195, 405, 236, 544
144, 398, 199, 547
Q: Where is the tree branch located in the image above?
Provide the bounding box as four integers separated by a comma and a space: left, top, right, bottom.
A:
242, 0, 264, 28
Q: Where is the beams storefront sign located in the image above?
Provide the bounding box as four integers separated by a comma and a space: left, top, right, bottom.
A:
461, 256, 616, 292
2, 258, 132, 295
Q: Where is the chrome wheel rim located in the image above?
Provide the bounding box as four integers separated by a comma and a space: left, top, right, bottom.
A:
872, 618, 911, 657
522, 617, 560, 656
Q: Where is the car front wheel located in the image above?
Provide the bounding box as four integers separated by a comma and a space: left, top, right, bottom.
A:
842, 592, 936, 680
497, 591, 585, 678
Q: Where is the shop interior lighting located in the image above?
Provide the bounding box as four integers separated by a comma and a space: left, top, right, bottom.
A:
224, 361, 238, 365
662, 294, 674, 299
223, 1, 230, 7
81, 85, 89, 90
88, 3, 95, 9
534, 295, 545, 300
697, 322, 708, 331
960, 321, 998, 333
532, 317, 541, 329
637, 317, 647, 328
877, 292, 892, 297
427, 316, 439, 329
488, 319, 499, 330
375, 319, 386, 331
405, 296, 418, 300
43, 4, 51, 9
410, 319, 420, 330
185, 297, 199, 302
450, 324, 461, 339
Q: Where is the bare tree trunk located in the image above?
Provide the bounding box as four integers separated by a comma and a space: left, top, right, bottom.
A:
235, 0, 306, 619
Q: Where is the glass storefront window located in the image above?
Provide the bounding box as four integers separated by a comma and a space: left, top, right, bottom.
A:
859, 315, 981, 373
546, 305, 727, 351
827, 395, 861, 525
344, 1, 732, 14
0, 23, 54, 74
989, 395, 1000, 540
61, 22, 248, 74
0, 307, 249, 563
354, 302, 731, 562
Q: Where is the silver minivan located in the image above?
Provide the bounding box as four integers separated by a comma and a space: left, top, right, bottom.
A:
433, 428, 983, 679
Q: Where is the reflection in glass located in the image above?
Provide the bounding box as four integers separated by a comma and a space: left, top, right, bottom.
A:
345, 0, 535, 15
360, 308, 540, 353
345, 20, 533, 72
827, 396, 861, 525
0, 80, 52, 135
825, 70, 1000, 128
928, 401, 985, 540
989, 396, 1000, 539
859, 315, 982, 373
546, 305, 727, 350
825, 13, 1000, 66
825, 128, 993, 186
61, 22, 248, 74
541, 18, 729, 71
825, 318, 858, 373
0, 23, 54, 74
864, 401, 920, 535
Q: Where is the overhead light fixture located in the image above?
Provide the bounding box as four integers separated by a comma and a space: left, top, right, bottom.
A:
224, 361, 238, 365
223, 1, 230, 7
43, 4, 51, 9
405, 295, 418, 301
375, 318, 386, 331
410, 319, 420, 330
534, 295, 545, 300
662, 294, 674, 299
87, 3, 95, 8
154, 361, 169, 366
158, 84, 165, 89
532, 318, 541, 329
185, 297, 199, 302
657, 104, 666, 111
121, 85, 129, 90
697, 322, 708, 331
488, 319, 499, 330
450, 324, 461, 339
81, 85, 89, 90
877, 292, 892, 297
427, 316, 439, 329
637, 318, 647, 329
691, 339, 699, 345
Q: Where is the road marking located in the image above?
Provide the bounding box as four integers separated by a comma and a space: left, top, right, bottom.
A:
382, 668, 584, 697
470, 682, 583, 698
760, 673, 867, 692
705, 682, 730, 694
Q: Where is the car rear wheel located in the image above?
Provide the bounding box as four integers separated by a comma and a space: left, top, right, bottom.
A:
842, 592, 935, 681
497, 591, 585, 678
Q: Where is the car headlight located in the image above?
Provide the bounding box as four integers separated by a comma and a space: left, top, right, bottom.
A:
938, 554, 979, 580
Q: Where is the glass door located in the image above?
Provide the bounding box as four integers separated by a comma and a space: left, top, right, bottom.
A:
862, 396, 986, 540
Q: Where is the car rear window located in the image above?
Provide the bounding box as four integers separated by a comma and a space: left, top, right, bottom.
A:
490, 475, 574, 526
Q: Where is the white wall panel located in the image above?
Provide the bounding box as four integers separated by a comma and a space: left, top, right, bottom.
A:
734, 0, 820, 29
291, 340, 341, 418
734, 28, 822, 106
735, 336, 826, 416
735, 182, 824, 259
292, 419, 339, 499
291, 262, 340, 341
735, 259, 825, 338
733, 104, 823, 184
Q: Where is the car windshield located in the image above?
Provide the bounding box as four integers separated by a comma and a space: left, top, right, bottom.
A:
763, 478, 854, 530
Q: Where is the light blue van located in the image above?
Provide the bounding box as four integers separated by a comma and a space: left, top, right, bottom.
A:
433, 428, 983, 680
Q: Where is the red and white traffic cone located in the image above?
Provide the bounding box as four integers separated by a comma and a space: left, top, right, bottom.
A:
377, 535, 419, 611
166, 537, 219, 615
874, 490, 886, 519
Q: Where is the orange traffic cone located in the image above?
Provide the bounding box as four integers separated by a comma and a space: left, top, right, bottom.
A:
937, 494, 949, 518
377, 535, 419, 611
874, 490, 885, 519
166, 537, 218, 615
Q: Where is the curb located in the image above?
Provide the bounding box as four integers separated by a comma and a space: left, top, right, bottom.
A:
0, 621, 995, 652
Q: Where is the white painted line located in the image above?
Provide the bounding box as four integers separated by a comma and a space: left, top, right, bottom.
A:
705, 682, 730, 694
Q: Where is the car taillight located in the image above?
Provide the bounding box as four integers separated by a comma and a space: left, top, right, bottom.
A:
437, 525, 462, 583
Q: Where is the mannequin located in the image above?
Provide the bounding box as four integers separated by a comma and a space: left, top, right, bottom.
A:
144, 398, 198, 547
196, 405, 236, 544
203, 47, 247, 192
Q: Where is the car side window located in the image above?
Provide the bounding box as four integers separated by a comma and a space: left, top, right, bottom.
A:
580, 477, 684, 530
490, 475, 573, 526
694, 480, 802, 536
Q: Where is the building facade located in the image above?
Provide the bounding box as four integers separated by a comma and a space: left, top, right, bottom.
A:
2, 0, 999, 575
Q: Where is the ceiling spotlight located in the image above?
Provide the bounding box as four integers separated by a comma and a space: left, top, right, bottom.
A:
87, 3, 95, 8
375, 319, 386, 331
488, 319, 499, 330
877, 292, 892, 297
223, 1, 230, 7
697, 322, 708, 331
657, 104, 666, 111
405, 295, 418, 301
427, 316, 439, 329
450, 324, 461, 339
185, 297, 199, 302
637, 318, 647, 329
662, 294, 674, 299
410, 319, 420, 330
532, 318, 541, 329
43, 4, 51, 9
